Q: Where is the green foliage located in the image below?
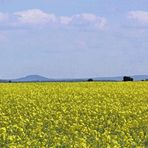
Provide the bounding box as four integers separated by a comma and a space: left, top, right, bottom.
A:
0, 82, 148, 147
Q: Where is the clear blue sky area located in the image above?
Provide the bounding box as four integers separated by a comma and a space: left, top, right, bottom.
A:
0, 0, 148, 79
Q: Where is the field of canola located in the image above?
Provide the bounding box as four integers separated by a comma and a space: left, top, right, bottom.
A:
0, 82, 148, 147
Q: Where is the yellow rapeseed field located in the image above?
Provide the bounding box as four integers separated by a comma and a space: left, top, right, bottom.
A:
0, 82, 148, 147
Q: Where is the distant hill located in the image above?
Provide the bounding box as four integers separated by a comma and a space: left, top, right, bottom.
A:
0, 74, 148, 82
12, 75, 50, 82
94, 75, 148, 81
131, 75, 148, 81
0, 80, 8, 82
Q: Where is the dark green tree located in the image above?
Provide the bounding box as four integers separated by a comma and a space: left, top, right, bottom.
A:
123, 76, 133, 81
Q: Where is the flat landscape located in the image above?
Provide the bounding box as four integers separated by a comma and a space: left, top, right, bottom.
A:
0, 82, 148, 147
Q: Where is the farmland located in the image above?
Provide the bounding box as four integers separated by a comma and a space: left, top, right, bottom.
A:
0, 82, 148, 147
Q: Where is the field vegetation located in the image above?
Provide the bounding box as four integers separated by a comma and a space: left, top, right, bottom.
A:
0, 82, 148, 147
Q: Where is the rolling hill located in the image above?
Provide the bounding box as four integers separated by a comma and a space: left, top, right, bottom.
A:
12, 75, 50, 82
94, 75, 148, 81
0, 75, 148, 82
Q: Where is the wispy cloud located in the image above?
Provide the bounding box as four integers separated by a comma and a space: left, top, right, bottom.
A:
64, 13, 107, 30
0, 12, 9, 22
0, 31, 7, 41
60, 16, 72, 25
128, 10, 148, 24
0, 9, 107, 30
14, 9, 57, 25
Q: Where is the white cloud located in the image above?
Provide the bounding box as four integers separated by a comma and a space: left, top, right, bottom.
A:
128, 11, 148, 24
58, 13, 107, 30
14, 9, 57, 25
76, 13, 98, 22
60, 16, 72, 25
14, 9, 107, 30
0, 9, 107, 30
71, 13, 107, 30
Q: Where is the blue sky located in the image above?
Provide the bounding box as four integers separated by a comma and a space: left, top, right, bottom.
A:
0, 0, 148, 79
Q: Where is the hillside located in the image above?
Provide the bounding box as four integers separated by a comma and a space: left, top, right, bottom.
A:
12, 75, 50, 82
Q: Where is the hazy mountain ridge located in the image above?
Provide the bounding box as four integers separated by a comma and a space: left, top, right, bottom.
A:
12, 75, 51, 82
94, 75, 148, 81
0, 75, 148, 82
